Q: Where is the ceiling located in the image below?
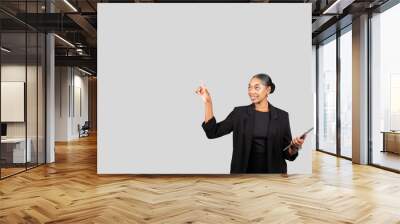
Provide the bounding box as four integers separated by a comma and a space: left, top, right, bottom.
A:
0, 0, 393, 75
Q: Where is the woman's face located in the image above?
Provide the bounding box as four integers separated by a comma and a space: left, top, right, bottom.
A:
248, 78, 271, 104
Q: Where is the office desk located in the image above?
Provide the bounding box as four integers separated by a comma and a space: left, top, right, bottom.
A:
1, 138, 32, 164
381, 131, 400, 154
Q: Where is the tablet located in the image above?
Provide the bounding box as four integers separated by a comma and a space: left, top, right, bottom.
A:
300, 127, 314, 139
282, 127, 313, 152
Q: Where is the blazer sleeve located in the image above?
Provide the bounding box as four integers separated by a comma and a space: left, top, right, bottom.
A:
282, 112, 299, 161
201, 108, 236, 139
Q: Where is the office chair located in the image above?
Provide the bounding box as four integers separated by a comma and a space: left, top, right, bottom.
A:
79, 121, 90, 138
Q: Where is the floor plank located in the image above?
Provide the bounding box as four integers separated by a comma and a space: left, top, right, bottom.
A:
1, 134, 400, 223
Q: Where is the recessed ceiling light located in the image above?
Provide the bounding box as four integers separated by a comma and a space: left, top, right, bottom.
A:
78, 67, 93, 76
54, 34, 75, 48
322, 0, 353, 15
1, 47, 11, 53
63, 0, 78, 12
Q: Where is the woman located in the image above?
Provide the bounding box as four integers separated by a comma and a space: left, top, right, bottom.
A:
195, 73, 306, 174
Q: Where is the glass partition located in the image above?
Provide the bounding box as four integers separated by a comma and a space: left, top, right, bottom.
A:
0, 1, 46, 179
0, 31, 28, 177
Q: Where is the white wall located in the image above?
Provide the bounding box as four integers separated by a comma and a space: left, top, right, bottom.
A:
55, 67, 89, 141
98, 4, 313, 174
55, 66, 69, 141
71, 72, 89, 138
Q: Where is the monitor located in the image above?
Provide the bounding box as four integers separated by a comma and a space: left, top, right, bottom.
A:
1, 123, 7, 137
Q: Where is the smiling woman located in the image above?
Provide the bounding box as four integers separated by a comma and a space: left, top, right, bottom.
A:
248, 74, 275, 106
196, 73, 307, 174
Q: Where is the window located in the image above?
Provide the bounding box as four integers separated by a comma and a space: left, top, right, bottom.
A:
318, 36, 337, 154
340, 28, 352, 158
371, 3, 400, 171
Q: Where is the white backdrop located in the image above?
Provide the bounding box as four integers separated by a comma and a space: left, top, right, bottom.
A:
98, 3, 313, 174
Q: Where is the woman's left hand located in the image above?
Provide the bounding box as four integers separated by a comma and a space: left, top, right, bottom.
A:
289, 136, 305, 155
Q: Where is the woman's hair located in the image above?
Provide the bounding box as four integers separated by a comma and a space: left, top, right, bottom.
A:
252, 73, 275, 94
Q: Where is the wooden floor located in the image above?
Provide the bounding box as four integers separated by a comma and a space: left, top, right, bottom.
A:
1, 135, 400, 224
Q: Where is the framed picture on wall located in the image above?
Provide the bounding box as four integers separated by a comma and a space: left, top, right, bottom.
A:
1, 81, 25, 122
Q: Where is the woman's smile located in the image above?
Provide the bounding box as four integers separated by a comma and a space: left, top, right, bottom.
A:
250, 96, 258, 101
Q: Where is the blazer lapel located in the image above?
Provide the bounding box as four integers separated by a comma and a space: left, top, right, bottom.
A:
266, 103, 279, 171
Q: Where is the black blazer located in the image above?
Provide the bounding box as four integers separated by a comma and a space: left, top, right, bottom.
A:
201, 103, 298, 174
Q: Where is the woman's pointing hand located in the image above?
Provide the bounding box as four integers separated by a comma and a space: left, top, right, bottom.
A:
195, 83, 212, 103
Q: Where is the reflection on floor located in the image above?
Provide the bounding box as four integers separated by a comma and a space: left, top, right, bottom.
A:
373, 150, 400, 171
0, 162, 42, 178
0, 167, 25, 178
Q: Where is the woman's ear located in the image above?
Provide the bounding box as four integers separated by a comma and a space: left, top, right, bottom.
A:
267, 86, 271, 94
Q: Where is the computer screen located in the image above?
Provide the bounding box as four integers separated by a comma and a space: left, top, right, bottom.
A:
1, 123, 7, 137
